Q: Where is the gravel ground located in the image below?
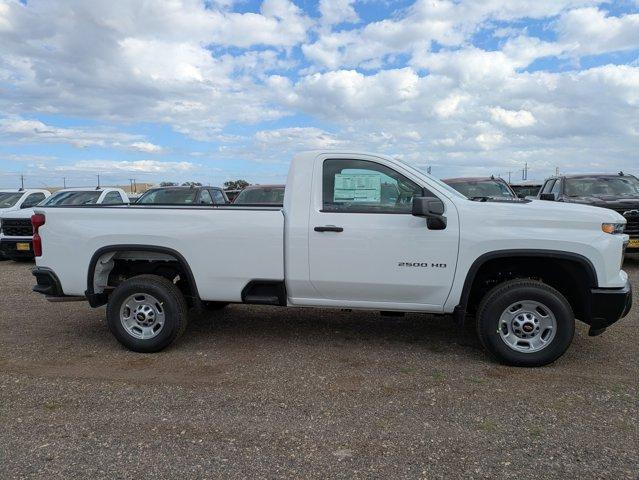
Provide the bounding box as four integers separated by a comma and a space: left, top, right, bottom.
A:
0, 259, 637, 479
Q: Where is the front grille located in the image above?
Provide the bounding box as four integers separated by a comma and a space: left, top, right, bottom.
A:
610, 207, 639, 237
1, 218, 33, 237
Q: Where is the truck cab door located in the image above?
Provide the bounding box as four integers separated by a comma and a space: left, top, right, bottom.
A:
306, 155, 459, 311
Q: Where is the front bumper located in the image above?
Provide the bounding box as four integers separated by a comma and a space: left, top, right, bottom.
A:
586, 280, 632, 336
0, 238, 34, 259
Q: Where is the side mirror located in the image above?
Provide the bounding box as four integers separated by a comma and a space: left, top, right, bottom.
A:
412, 196, 447, 230
539, 193, 556, 201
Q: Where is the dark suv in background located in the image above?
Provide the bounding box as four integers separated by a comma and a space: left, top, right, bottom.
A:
537, 173, 639, 252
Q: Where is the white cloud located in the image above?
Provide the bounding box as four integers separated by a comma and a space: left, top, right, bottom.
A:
319, 0, 358, 25
57, 160, 196, 174
130, 142, 164, 154
0, 117, 164, 152
557, 8, 639, 57
490, 107, 537, 128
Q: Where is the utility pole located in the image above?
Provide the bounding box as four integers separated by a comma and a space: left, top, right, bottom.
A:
555, 167, 560, 176
133, 179, 137, 193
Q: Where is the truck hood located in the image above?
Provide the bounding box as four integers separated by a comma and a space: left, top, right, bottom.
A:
461, 198, 625, 226
565, 196, 639, 211
1, 208, 35, 220
0, 207, 19, 216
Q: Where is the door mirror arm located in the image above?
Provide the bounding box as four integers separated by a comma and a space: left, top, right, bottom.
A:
412, 196, 447, 230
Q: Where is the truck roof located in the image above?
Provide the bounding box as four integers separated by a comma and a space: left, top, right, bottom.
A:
550, 173, 638, 179
443, 177, 507, 183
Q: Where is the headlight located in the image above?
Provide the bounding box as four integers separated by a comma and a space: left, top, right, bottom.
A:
602, 223, 625, 234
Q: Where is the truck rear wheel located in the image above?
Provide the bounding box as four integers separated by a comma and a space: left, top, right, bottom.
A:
106, 274, 188, 353
476, 279, 575, 367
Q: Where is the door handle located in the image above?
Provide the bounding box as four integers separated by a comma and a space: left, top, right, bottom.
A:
314, 225, 344, 233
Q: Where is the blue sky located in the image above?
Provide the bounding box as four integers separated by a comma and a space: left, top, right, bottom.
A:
1, 0, 638, 188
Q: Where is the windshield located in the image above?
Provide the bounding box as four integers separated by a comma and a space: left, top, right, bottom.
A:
511, 185, 541, 197
565, 176, 639, 197
136, 189, 198, 204
445, 179, 515, 199
0, 192, 23, 208
42, 191, 102, 206
234, 187, 285, 204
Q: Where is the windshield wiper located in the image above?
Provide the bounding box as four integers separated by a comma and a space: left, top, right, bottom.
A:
469, 196, 494, 202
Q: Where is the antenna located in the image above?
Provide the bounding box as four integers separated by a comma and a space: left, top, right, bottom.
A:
507, 171, 512, 183
20, 174, 24, 191
63, 177, 67, 189
96, 174, 101, 189
522, 162, 528, 181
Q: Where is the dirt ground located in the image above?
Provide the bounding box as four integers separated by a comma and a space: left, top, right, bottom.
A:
0, 258, 637, 479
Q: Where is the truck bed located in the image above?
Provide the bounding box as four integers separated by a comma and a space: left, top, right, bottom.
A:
35, 205, 285, 300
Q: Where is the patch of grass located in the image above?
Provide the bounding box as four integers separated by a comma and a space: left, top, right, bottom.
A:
478, 419, 498, 432
431, 370, 446, 381
468, 377, 487, 385
528, 425, 544, 438
398, 366, 417, 374
43, 401, 60, 411
610, 383, 627, 395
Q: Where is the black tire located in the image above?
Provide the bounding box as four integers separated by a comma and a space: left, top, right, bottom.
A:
202, 301, 229, 311
106, 274, 188, 353
476, 279, 575, 367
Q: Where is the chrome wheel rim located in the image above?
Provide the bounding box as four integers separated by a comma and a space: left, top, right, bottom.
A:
120, 293, 165, 340
498, 300, 557, 353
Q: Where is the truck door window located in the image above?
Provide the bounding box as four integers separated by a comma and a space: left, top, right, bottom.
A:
199, 189, 214, 205
22, 193, 46, 208
211, 189, 226, 204
541, 180, 556, 194
322, 159, 424, 213
102, 191, 124, 204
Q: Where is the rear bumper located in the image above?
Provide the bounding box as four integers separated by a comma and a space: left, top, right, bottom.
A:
0, 239, 34, 259
32, 267, 64, 296
586, 280, 632, 335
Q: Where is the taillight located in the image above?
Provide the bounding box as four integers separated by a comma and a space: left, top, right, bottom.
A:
31, 213, 45, 257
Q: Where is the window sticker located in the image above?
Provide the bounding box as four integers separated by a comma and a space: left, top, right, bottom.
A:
334, 173, 382, 203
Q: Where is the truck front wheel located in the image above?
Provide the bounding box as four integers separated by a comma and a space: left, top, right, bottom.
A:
106, 274, 189, 353
476, 279, 575, 367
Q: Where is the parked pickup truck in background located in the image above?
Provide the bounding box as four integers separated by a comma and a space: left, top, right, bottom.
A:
31, 151, 632, 367
537, 173, 639, 253
0, 188, 51, 259
1, 187, 128, 260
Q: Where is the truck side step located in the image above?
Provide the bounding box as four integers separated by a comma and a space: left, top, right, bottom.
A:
241, 280, 287, 306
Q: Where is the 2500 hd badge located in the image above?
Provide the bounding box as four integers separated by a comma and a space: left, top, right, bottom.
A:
398, 262, 447, 268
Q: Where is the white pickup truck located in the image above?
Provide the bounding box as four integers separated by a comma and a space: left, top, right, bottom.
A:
31, 151, 632, 366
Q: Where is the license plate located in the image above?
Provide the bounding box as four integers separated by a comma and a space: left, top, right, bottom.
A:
629, 239, 639, 248
16, 242, 30, 251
